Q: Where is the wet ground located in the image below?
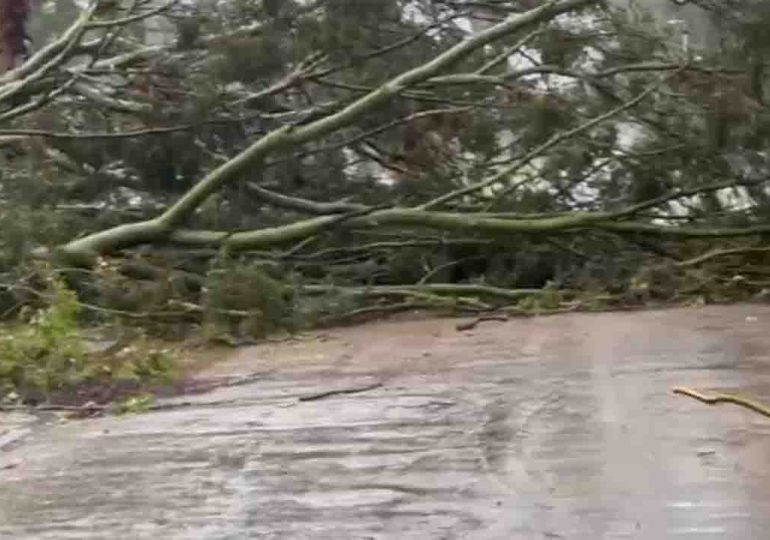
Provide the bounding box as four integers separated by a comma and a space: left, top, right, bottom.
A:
2, 305, 770, 539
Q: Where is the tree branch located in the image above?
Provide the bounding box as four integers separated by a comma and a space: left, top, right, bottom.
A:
59, 0, 600, 262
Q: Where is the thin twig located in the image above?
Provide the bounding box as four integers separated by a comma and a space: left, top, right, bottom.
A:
298, 382, 383, 402
675, 247, 770, 269
421, 67, 683, 210
456, 314, 508, 332
673, 386, 770, 419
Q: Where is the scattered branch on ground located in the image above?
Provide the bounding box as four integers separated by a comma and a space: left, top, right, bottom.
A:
673, 386, 770, 419
456, 314, 509, 332
298, 381, 384, 402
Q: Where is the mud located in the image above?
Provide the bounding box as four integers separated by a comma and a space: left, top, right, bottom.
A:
2, 305, 770, 538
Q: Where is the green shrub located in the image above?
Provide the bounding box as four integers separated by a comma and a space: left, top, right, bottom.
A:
104, 337, 180, 386
517, 281, 563, 312
203, 260, 291, 340
0, 275, 180, 403
291, 285, 362, 327
0, 278, 86, 398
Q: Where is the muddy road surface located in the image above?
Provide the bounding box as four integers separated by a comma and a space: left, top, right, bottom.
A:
2, 305, 770, 539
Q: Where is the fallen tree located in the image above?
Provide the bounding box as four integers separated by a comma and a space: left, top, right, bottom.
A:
1, 0, 769, 333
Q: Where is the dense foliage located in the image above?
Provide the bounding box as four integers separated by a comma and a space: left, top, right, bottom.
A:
1, 0, 770, 402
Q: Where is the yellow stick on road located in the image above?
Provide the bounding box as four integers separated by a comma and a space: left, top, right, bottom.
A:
673, 386, 770, 419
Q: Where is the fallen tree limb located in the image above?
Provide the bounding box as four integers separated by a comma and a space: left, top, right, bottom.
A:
601, 222, 770, 238
127, 207, 770, 255
672, 386, 770, 419
318, 302, 441, 325
300, 283, 542, 301
675, 246, 770, 269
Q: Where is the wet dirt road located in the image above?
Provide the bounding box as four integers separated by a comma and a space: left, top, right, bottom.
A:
2, 305, 770, 539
